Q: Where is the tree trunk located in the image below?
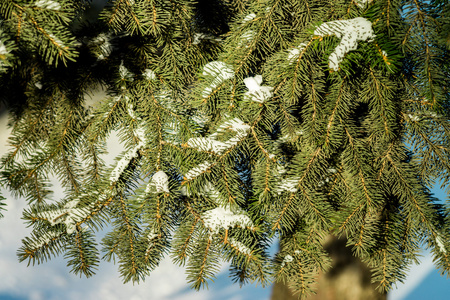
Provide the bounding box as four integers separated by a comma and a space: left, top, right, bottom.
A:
270, 236, 387, 300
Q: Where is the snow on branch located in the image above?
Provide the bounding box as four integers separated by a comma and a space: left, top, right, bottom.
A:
27, 230, 62, 250
201, 61, 234, 98
280, 254, 294, 267
243, 75, 273, 103
109, 145, 141, 184
88, 33, 113, 60
185, 161, 212, 181
119, 61, 134, 81
229, 238, 252, 255
202, 181, 226, 205
187, 138, 228, 154
187, 118, 250, 155
184, 118, 250, 182
314, 17, 376, 71
276, 177, 300, 194
242, 13, 256, 23
287, 43, 307, 65
48, 32, 66, 49
355, 0, 373, 8
436, 235, 447, 254
193, 33, 221, 45
34, 0, 61, 10
0, 40, 9, 56
34, 199, 92, 234
147, 170, 170, 193
109, 98, 147, 184
202, 205, 254, 235
142, 69, 156, 80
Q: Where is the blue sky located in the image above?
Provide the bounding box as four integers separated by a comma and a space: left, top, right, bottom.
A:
0, 108, 449, 300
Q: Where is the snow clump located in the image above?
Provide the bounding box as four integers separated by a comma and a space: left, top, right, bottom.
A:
240, 30, 255, 46
109, 146, 140, 184
187, 118, 250, 155
89, 33, 113, 60
35, 0, 61, 10
436, 235, 447, 254
0, 40, 8, 55
202, 205, 254, 235
202, 61, 234, 97
184, 161, 212, 181
35, 199, 92, 234
193, 33, 221, 45
48, 33, 65, 48
143, 69, 156, 80
281, 254, 294, 267
314, 17, 376, 71
242, 13, 256, 23
119, 61, 134, 80
149, 170, 170, 193
229, 238, 252, 255
287, 43, 307, 64
276, 177, 300, 194
243, 75, 273, 103
355, 0, 373, 8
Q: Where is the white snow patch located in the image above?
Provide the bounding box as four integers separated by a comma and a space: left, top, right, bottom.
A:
126, 101, 137, 120
243, 75, 273, 103
202, 206, 254, 234
27, 231, 61, 250
89, 33, 113, 60
355, 0, 373, 8
243, 13, 256, 23
436, 235, 447, 254
48, 33, 65, 48
229, 238, 252, 255
134, 126, 146, 145
34, 198, 93, 234
210, 118, 251, 138
191, 112, 208, 126
119, 61, 134, 80
187, 137, 228, 154
34, 82, 43, 89
276, 177, 300, 194
149, 171, 170, 193
0, 40, 9, 55
142, 69, 156, 80
276, 165, 287, 175
287, 43, 307, 64
202, 182, 226, 205
240, 30, 255, 45
202, 61, 234, 97
109, 145, 140, 184
185, 161, 212, 181
314, 17, 376, 71
407, 114, 420, 122
193, 33, 221, 45
147, 229, 158, 241
188, 118, 250, 154
281, 254, 294, 267
35, 0, 61, 10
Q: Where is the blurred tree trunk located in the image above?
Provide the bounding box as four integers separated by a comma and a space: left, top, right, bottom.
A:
270, 236, 387, 300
